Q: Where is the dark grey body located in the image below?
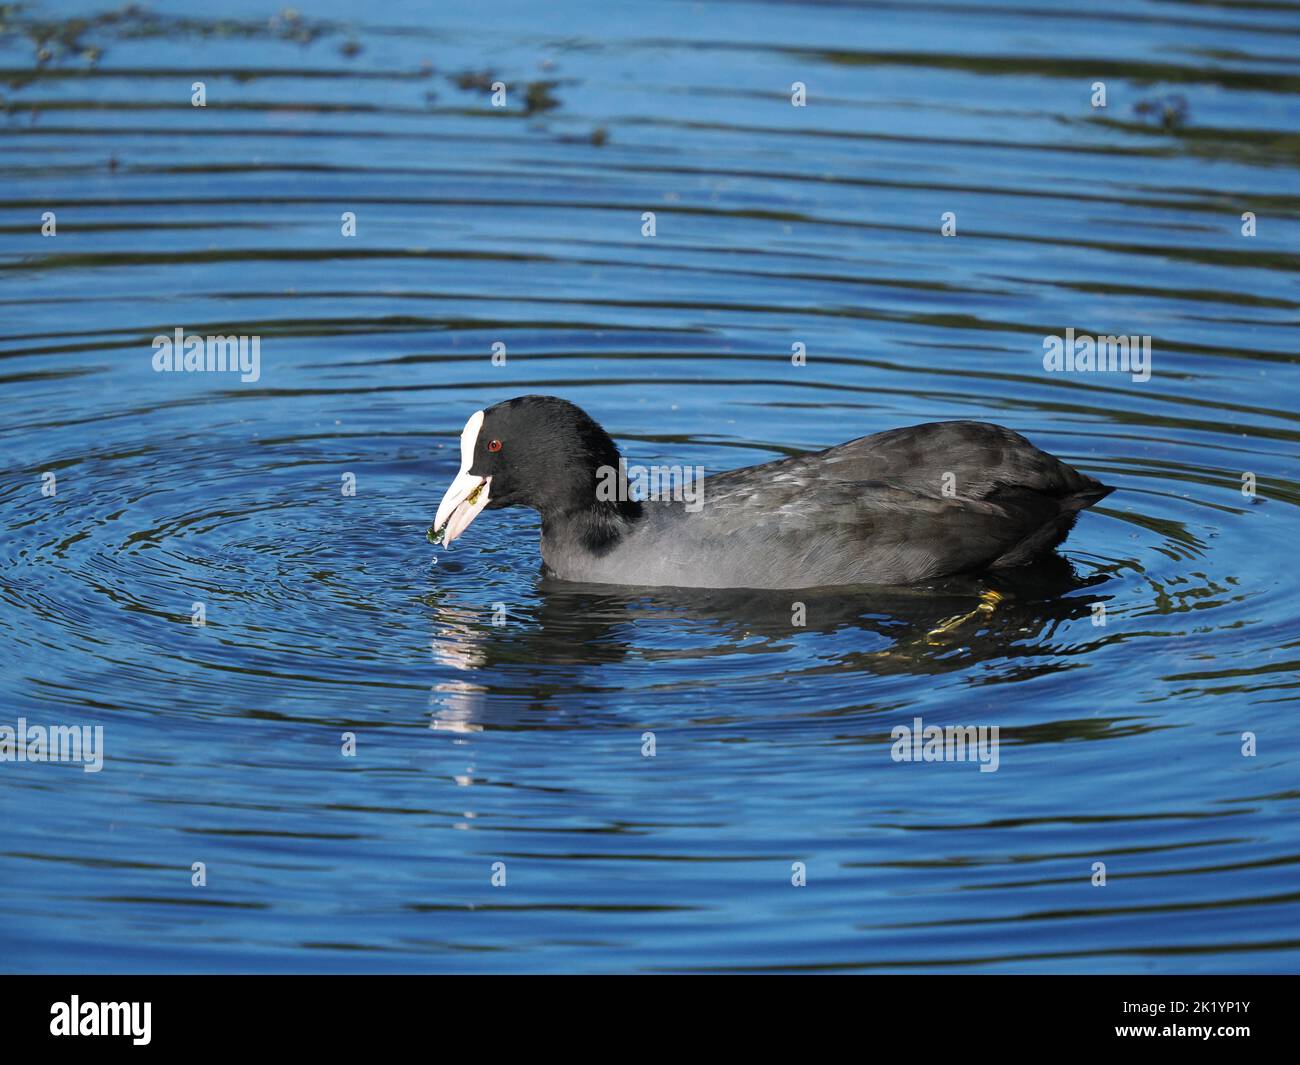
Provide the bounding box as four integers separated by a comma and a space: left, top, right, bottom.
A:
538, 421, 1112, 590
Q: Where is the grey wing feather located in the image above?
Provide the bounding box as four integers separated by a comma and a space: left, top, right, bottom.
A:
692, 422, 1111, 584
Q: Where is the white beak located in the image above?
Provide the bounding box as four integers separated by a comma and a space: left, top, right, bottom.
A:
433, 469, 491, 546
432, 409, 491, 547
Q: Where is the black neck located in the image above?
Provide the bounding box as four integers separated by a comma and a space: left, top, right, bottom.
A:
543, 484, 642, 556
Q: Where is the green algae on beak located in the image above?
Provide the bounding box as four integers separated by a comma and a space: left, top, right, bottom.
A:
428, 481, 485, 545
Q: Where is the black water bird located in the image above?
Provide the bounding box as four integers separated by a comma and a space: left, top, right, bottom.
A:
430, 395, 1113, 590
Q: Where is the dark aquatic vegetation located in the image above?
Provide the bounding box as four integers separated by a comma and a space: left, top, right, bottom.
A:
428, 480, 483, 545
1133, 93, 1189, 130
1, 0, 1298, 976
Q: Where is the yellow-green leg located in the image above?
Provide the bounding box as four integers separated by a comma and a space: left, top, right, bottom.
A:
926, 588, 1004, 641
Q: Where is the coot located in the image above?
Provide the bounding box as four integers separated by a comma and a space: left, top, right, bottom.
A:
430, 395, 1113, 590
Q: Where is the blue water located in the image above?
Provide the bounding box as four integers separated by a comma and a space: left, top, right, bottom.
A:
1, 0, 1298, 973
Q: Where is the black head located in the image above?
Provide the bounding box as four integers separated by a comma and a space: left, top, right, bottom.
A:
431, 395, 640, 551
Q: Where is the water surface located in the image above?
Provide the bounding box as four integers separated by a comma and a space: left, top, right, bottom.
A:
1, 0, 1298, 973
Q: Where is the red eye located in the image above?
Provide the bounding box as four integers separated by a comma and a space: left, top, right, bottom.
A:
487, 438, 502, 453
